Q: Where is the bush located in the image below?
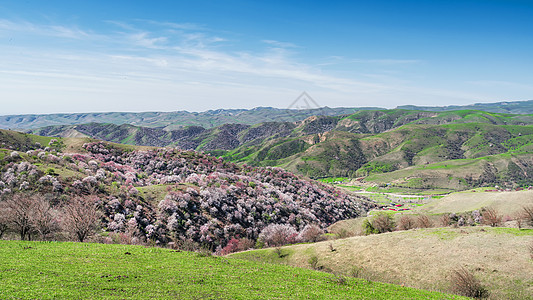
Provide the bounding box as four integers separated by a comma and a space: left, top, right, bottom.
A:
522, 205, 533, 226
373, 213, 395, 233
220, 238, 255, 255
258, 224, 299, 247
363, 213, 395, 235
298, 224, 324, 243
450, 267, 489, 298
308, 255, 319, 270
362, 219, 377, 235
440, 214, 451, 227
397, 215, 415, 231
273, 247, 284, 258
417, 214, 432, 228
481, 207, 502, 227
334, 228, 353, 239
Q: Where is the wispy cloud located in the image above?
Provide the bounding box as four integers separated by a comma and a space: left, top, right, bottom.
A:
128, 32, 168, 48
1, 18, 456, 113
0, 19, 93, 39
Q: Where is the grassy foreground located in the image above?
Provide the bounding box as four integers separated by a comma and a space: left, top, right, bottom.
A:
0, 241, 463, 299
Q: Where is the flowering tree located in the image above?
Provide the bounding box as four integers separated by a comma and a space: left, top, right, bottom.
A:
258, 224, 299, 247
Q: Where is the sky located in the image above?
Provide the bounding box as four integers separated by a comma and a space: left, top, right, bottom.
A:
0, 0, 532, 115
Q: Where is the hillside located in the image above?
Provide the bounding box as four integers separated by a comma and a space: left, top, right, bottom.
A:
397, 99, 533, 114
230, 227, 533, 299
0, 129, 372, 250
26, 109, 533, 190
224, 110, 533, 189
0, 240, 463, 299
0, 106, 369, 131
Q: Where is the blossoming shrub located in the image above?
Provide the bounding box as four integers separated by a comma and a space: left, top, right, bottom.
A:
258, 224, 299, 247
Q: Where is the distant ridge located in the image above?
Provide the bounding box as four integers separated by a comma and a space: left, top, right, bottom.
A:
397, 99, 533, 114
3, 99, 532, 131
0, 106, 379, 131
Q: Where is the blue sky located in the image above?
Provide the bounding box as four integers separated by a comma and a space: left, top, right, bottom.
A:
1, 0, 532, 114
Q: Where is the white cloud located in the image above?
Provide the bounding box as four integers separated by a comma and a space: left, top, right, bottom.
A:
0, 19, 93, 39
4, 17, 522, 115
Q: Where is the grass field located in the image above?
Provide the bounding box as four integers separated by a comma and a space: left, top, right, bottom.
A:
0, 241, 464, 299
416, 189, 533, 215
230, 227, 533, 299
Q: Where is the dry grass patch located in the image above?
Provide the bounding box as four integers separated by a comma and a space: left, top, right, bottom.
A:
231, 227, 533, 299
417, 190, 533, 215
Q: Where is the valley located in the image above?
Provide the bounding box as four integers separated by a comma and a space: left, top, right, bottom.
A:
1, 102, 533, 299
3, 1, 533, 299
24, 108, 533, 191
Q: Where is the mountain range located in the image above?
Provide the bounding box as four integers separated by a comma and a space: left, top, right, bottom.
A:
2, 99, 532, 131
26, 109, 533, 191
397, 99, 533, 114
0, 107, 372, 131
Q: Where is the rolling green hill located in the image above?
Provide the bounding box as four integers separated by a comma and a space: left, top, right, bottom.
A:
223, 111, 533, 189
4, 99, 532, 131
0, 240, 462, 299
